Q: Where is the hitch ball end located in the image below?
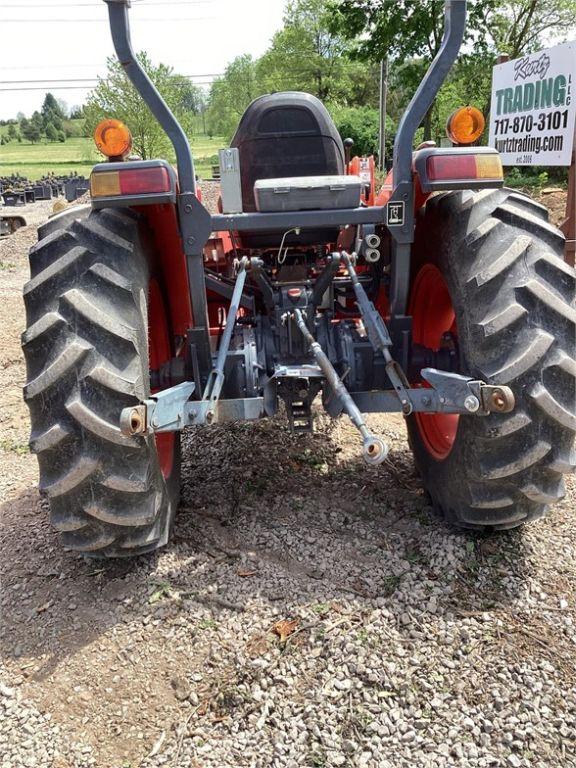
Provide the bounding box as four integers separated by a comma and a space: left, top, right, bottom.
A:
484, 385, 515, 413
120, 405, 147, 436
362, 436, 389, 466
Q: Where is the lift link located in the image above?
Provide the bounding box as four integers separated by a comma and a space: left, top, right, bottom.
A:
293, 308, 388, 465
341, 251, 414, 415
202, 256, 249, 423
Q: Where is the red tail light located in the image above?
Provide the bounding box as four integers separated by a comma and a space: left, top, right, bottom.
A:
118, 167, 171, 194
427, 154, 477, 180
90, 161, 176, 202
415, 148, 504, 192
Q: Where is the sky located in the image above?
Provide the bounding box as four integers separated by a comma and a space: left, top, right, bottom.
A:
0, 0, 287, 120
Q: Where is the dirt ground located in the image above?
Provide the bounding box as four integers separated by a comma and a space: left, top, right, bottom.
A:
0, 190, 574, 768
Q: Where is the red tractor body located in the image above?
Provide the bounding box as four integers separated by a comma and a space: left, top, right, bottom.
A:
20, 0, 575, 557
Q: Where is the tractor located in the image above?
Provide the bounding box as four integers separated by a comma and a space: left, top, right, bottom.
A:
22, 0, 575, 557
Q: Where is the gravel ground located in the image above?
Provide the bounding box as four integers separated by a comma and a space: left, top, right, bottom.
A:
0, 191, 575, 768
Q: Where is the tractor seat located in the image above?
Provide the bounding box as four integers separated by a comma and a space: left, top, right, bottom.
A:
230, 92, 345, 249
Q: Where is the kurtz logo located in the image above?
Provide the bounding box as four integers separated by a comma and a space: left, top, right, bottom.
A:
514, 53, 551, 81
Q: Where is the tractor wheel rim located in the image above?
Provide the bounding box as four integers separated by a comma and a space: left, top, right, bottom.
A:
148, 278, 175, 479
410, 264, 459, 461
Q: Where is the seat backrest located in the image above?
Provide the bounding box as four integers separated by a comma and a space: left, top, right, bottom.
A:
230, 92, 345, 212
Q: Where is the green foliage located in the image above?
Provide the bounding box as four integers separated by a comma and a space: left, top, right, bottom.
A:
327, 0, 497, 61
330, 105, 393, 157
327, 0, 576, 143
84, 52, 203, 159
205, 0, 380, 142
20, 117, 42, 144
41, 93, 66, 121
503, 166, 569, 189
257, 0, 378, 105
40, 93, 66, 140
206, 55, 261, 140
45, 123, 59, 142
487, 0, 576, 58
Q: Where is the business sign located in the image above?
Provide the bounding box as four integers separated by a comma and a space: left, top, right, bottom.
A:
488, 41, 576, 166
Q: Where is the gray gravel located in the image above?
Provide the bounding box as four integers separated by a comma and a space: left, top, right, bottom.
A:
1, 191, 575, 768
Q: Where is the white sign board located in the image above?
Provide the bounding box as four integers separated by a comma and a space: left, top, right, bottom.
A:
488, 41, 576, 166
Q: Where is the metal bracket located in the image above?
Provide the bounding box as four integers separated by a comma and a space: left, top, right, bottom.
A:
421, 368, 514, 414
119, 382, 266, 435
119, 367, 515, 438
273, 364, 324, 379
120, 381, 195, 435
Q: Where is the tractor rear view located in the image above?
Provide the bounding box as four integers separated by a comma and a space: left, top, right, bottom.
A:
21, 0, 575, 557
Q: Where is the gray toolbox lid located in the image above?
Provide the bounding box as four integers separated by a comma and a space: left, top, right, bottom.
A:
254, 174, 362, 212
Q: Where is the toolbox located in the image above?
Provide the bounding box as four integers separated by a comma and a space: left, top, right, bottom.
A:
254, 175, 362, 212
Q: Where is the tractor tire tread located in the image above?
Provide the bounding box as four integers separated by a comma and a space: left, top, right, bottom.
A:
23, 207, 177, 557
408, 187, 575, 530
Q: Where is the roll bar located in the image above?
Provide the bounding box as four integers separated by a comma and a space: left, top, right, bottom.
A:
102, 0, 466, 203
103, 0, 197, 194
393, 0, 467, 187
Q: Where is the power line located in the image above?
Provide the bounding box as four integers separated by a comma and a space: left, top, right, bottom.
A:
0, 82, 216, 92
0, 74, 223, 84
0, 1, 210, 6
1, 60, 210, 70
0, 16, 215, 21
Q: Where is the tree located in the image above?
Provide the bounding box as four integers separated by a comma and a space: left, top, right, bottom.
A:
171, 75, 204, 115
21, 121, 42, 143
331, 105, 395, 156
206, 55, 261, 139
488, 0, 576, 58
41, 93, 66, 133
31, 111, 44, 135
84, 53, 201, 159
7, 124, 17, 140
257, 0, 377, 106
45, 123, 59, 142
328, 0, 498, 140
328, 0, 576, 141
56, 98, 69, 119
41, 93, 66, 120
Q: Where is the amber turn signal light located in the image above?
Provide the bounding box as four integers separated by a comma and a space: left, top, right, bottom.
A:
93, 118, 133, 158
446, 106, 485, 145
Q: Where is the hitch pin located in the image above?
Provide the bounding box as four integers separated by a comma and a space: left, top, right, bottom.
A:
293, 309, 388, 465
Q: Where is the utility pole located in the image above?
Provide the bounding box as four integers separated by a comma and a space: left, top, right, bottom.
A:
379, 58, 388, 171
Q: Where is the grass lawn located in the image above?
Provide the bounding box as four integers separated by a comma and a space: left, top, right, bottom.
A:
0, 135, 225, 181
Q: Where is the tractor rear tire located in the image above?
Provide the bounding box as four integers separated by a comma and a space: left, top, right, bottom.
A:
22, 206, 181, 557
407, 188, 575, 530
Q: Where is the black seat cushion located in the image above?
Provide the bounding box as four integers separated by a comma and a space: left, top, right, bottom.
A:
231, 92, 345, 214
